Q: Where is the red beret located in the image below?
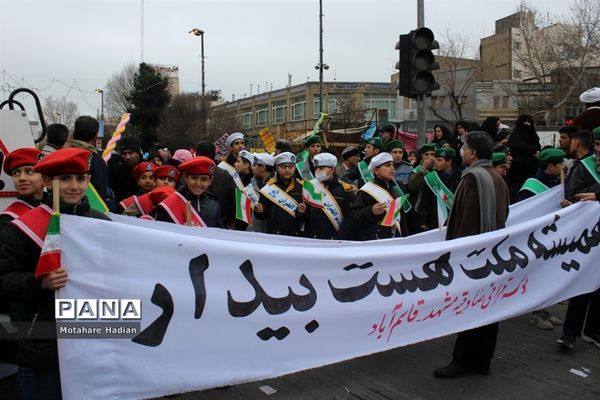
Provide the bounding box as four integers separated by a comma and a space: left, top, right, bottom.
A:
34, 148, 90, 177
153, 165, 181, 182
132, 162, 157, 180
149, 186, 176, 206
178, 156, 216, 175
3, 148, 44, 175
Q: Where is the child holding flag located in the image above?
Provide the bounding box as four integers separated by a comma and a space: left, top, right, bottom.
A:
254, 152, 305, 236
302, 153, 354, 239
0, 148, 110, 398
347, 153, 407, 240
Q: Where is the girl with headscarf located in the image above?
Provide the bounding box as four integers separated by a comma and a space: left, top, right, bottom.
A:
480, 116, 501, 143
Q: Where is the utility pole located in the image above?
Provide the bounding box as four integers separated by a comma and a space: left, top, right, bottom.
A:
141, 0, 144, 63
416, 0, 426, 146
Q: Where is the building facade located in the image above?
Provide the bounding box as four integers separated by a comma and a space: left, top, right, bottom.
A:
209, 81, 397, 141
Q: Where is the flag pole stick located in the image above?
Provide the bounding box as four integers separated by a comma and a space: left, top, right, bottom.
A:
52, 178, 60, 213
185, 201, 192, 226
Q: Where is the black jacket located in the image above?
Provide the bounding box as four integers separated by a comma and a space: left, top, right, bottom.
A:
155, 186, 223, 228
210, 167, 237, 228
409, 169, 461, 231
108, 154, 139, 203
303, 177, 355, 239
565, 152, 598, 202
507, 119, 541, 189
0, 197, 110, 367
254, 178, 304, 237
347, 177, 400, 241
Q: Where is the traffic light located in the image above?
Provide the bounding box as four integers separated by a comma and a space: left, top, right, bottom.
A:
395, 27, 440, 98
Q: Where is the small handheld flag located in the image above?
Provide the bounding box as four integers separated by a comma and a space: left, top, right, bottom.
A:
436, 189, 449, 229
302, 180, 324, 208
235, 188, 253, 224
381, 195, 407, 227
35, 212, 61, 278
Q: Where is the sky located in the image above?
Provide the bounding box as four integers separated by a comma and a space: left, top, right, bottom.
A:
0, 0, 574, 120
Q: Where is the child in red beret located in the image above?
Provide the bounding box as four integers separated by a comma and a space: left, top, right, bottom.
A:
132, 161, 157, 194
0, 148, 47, 230
119, 162, 158, 214
0, 148, 110, 399
155, 156, 222, 227
153, 165, 180, 189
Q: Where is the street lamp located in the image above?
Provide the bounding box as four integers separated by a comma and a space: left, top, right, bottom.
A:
315, 62, 329, 114
94, 89, 104, 122
55, 112, 62, 124
189, 28, 205, 96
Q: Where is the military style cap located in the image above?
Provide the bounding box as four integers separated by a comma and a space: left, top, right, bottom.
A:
226, 132, 245, 147
537, 148, 566, 164
238, 150, 255, 164
367, 137, 385, 152
153, 165, 181, 182
368, 152, 393, 171
492, 152, 507, 166
304, 135, 322, 148
313, 153, 337, 168
274, 152, 296, 165
3, 148, 44, 175
34, 148, 90, 177
435, 148, 456, 159
385, 140, 405, 152
253, 153, 275, 167
179, 156, 216, 175
592, 127, 600, 141
132, 162, 158, 180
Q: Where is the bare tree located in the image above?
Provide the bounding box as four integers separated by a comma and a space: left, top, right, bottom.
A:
207, 107, 240, 141
104, 64, 136, 119
157, 93, 206, 149
42, 96, 79, 127
434, 30, 481, 122
328, 95, 366, 130
511, 0, 600, 124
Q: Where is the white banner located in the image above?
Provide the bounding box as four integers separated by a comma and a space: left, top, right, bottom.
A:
57, 189, 600, 400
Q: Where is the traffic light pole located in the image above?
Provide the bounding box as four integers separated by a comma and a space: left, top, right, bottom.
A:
416, 0, 426, 147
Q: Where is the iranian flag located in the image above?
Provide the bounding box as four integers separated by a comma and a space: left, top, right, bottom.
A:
436, 189, 450, 228
235, 189, 253, 224
381, 195, 407, 227
34, 212, 61, 278
302, 179, 324, 208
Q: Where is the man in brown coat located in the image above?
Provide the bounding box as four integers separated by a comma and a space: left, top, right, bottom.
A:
434, 131, 510, 378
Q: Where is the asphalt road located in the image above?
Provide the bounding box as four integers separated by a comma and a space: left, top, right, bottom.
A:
173, 303, 599, 400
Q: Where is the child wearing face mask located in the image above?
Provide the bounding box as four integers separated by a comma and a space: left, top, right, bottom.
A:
302, 153, 355, 239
